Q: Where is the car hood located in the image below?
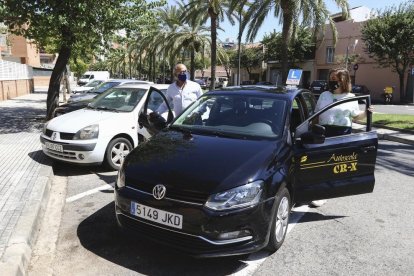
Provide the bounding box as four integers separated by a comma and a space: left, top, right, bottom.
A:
47, 109, 123, 132
123, 130, 281, 195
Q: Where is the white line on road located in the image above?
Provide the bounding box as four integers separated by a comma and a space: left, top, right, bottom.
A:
232, 205, 310, 276
66, 183, 113, 203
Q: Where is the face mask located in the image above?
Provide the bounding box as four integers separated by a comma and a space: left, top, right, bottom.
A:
178, 73, 187, 82
328, 80, 340, 91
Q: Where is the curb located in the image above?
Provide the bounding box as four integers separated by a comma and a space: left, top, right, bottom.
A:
382, 133, 414, 146
0, 165, 53, 276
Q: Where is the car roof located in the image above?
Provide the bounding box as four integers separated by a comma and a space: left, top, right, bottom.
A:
114, 83, 170, 90
106, 79, 154, 84
206, 85, 307, 101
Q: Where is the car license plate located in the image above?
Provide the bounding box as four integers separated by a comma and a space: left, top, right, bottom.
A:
45, 142, 63, 152
130, 202, 183, 229
313, 87, 320, 90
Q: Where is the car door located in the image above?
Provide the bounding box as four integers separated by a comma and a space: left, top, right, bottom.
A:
292, 95, 377, 202
138, 86, 174, 137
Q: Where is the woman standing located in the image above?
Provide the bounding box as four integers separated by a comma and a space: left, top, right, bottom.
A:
310, 68, 373, 207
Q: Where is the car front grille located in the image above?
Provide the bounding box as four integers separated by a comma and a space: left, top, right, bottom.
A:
127, 180, 209, 204
45, 148, 77, 160
118, 214, 240, 254
45, 129, 75, 140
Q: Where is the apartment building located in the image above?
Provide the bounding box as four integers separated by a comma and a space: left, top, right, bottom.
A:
266, 6, 404, 102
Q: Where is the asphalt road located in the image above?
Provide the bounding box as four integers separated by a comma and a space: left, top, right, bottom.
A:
28, 140, 414, 276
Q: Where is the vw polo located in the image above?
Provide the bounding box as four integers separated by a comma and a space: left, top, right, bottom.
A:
115, 86, 377, 257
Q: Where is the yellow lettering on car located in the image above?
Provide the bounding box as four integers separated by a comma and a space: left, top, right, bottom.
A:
333, 162, 358, 174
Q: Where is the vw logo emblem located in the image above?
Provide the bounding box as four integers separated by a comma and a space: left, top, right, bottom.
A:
152, 184, 166, 200
51, 132, 57, 141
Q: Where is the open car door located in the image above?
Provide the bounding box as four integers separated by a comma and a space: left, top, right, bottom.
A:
292, 95, 378, 202
138, 86, 174, 137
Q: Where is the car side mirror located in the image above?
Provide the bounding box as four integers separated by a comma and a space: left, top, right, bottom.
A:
300, 124, 326, 144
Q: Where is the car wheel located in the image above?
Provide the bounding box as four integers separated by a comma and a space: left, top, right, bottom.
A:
266, 187, 291, 253
105, 137, 132, 170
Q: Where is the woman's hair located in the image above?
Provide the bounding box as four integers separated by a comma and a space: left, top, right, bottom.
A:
328, 68, 352, 93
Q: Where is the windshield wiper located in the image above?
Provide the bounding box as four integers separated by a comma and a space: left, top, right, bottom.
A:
95, 106, 119, 112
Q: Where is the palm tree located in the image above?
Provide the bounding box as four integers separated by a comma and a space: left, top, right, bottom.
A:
166, 22, 211, 80
182, 0, 234, 90
242, 0, 349, 82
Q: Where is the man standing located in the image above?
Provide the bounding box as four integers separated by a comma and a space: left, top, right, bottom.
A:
158, 63, 203, 116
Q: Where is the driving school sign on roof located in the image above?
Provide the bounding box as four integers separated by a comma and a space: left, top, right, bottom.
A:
286, 69, 303, 85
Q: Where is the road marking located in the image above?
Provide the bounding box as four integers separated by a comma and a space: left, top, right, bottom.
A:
66, 183, 113, 203
232, 205, 310, 276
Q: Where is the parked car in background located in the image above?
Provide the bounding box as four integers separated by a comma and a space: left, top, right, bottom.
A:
310, 80, 328, 98
115, 86, 377, 257
41, 84, 169, 170
72, 80, 104, 94
241, 80, 255, 85
352, 84, 370, 96
77, 71, 110, 86
194, 78, 207, 89
256, 81, 274, 86
68, 79, 153, 103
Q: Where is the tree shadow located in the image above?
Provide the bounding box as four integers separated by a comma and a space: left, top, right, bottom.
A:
77, 202, 244, 275
376, 142, 414, 177
0, 105, 46, 134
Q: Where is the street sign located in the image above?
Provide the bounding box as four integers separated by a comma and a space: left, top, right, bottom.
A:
286, 69, 303, 85
353, 64, 359, 71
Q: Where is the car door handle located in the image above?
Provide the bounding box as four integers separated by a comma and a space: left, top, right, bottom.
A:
361, 146, 376, 153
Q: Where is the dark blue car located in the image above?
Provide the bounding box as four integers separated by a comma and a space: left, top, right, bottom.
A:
114, 86, 377, 257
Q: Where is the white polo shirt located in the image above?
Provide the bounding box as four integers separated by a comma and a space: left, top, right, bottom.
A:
159, 80, 202, 116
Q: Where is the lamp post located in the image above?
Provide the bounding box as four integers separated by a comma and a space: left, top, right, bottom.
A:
345, 39, 358, 70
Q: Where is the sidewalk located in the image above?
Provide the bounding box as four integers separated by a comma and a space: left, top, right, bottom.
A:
0, 92, 413, 275
0, 92, 53, 275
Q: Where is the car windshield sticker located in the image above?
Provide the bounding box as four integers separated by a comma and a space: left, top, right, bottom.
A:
299, 152, 358, 173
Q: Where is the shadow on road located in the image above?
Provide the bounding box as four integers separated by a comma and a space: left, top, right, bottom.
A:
77, 202, 245, 275
376, 142, 414, 177
292, 210, 347, 223
28, 150, 53, 166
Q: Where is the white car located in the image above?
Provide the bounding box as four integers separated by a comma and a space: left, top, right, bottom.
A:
68, 79, 154, 103
72, 80, 104, 94
40, 83, 169, 170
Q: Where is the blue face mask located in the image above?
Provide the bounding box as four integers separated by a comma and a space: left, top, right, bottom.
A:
178, 73, 187, 82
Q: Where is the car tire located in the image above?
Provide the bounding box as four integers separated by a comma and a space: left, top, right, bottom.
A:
105, 137, 132, 170
266, 187, 291, 253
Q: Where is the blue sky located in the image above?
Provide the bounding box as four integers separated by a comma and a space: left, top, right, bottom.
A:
167, 0, 404, 42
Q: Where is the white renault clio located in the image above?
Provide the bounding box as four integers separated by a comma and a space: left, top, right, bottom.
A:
40, 83, 169, 170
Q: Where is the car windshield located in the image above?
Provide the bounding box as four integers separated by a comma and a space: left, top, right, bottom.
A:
88, 81, 121, 94
81, 74, 91, 79
88, 87, 147, 112
172, 94, 287, 139
84, 80, 103, 87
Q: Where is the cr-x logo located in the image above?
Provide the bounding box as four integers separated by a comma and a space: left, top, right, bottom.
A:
333, 162, 357, 174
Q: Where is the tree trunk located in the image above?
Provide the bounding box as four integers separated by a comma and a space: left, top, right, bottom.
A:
398, 72, 405, 102
210, 11, 218, 90
46, 44, 71, 120
237, 9, 242, 86
190, 49, 195, 80
280, 1, 295, 83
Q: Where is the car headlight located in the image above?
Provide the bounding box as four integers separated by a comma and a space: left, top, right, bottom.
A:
205, 181, 263, 211
73, 124, 99, 140
116, 167, 125, 188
